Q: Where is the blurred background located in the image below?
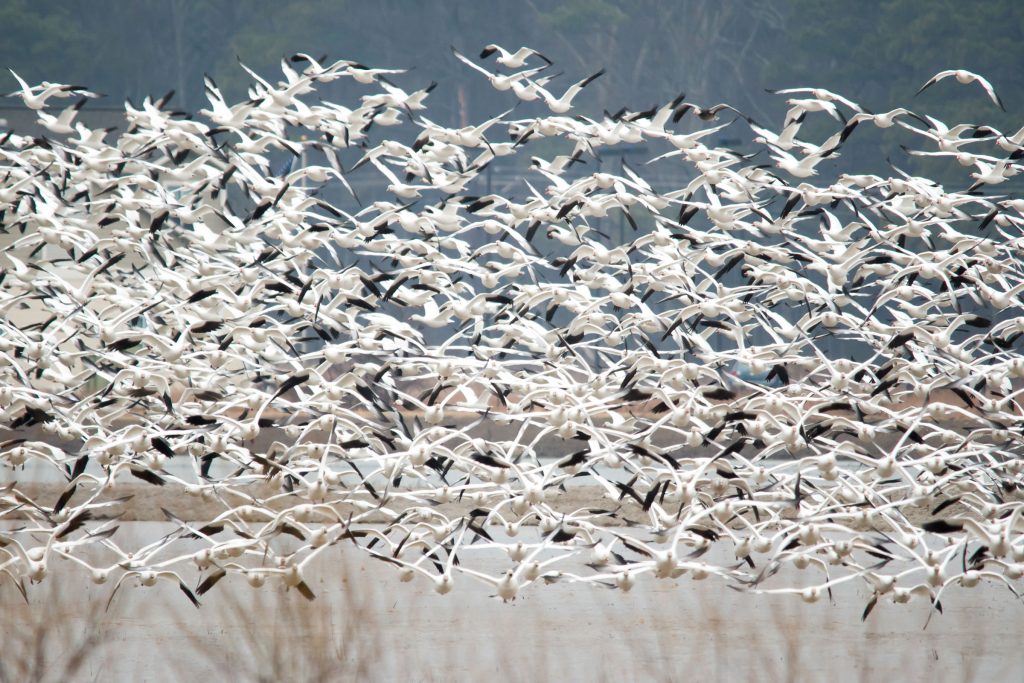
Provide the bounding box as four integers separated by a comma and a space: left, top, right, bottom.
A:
1, 0, 1019, 132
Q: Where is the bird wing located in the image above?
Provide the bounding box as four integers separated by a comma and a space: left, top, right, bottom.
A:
915, 70, 956, 97
6, 68, 33, 97
451, 46, 495, 78
973, 74, 1005, 111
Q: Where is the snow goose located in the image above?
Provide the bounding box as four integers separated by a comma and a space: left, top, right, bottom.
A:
451, 46, 549, 93
479, 44, 552, 69
6, 69, 99, 109
916, 69, 1005, 110
531, 69, 605, 113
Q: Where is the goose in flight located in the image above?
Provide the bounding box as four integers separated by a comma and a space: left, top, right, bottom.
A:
531, 69, 606, 113
916, 69, 1005, 111
838, 108, 930, 144
479, 44, 552, 69
6, 69, 100, 110
766, 86, 868, 113
35, 97, 88, 135
451, 46, 549, 92
767, 143, 835, 178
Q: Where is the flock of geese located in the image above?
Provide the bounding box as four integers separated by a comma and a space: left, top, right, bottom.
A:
1, 46, 1024, 621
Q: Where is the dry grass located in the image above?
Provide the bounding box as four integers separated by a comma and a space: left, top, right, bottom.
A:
2, 557, 1023, 681
174, 553, 381, 682
583, 576, 1024, 683
0, 579, 117, 683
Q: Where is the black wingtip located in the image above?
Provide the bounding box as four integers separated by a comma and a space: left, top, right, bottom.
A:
179, 581, 201, 608
580, 69, 606, 88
